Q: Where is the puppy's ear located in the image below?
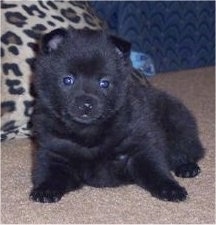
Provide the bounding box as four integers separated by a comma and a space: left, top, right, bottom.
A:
109, 35, 131, 60
41, 28, 67, 54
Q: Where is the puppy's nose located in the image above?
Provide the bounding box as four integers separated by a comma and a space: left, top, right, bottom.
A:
83, 103, 93, 109
79, 102, 93, 115
75, 95, 97, 115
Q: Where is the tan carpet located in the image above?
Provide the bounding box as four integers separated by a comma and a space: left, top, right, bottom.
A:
1, 66, 215, 224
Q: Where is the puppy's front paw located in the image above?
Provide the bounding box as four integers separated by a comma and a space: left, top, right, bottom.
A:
30, 187, 64, 203
152, 181, 188, 202
175, 163, 201, 178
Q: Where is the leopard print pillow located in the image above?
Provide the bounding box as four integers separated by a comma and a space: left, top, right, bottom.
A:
1, 1, 104, 141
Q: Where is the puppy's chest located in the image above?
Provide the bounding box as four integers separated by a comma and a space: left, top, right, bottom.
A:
112, 153, 129, 163
73, 124, 128, 149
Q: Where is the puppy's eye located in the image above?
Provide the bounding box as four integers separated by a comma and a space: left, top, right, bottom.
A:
63, 76, 75, 86
99, 79, 110, 89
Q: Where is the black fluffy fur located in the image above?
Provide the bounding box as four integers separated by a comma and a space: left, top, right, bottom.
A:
30, 28, 205, 203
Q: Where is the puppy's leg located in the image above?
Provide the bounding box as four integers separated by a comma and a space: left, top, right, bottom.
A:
30, 146, 81, 203
174, 161, 201, 178
127, 151, 188, 202
83, 156, 131, 187
168, 139, 204, 178
161, 96, 205, 178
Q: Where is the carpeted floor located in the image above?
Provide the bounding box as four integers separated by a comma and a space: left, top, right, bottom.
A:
1, 66, 215, 224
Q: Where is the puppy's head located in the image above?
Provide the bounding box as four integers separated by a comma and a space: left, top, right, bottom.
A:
35, 28, 132, 125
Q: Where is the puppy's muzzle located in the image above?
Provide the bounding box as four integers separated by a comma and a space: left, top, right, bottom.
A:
72, 95, 100, 123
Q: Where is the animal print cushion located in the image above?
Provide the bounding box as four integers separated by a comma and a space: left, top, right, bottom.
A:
1, 1, 104, 141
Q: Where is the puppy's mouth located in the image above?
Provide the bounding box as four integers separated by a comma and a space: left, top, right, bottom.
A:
72, 114, 98, 125
61, 110, 101, 125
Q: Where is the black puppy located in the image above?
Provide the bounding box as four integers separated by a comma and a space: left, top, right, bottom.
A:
30, 28, 204, 203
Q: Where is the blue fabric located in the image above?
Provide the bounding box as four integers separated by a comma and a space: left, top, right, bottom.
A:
130, 51, 156, 76
90, 1, 215, 73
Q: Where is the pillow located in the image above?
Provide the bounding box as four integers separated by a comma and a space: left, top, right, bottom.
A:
1, 0, 104, 141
